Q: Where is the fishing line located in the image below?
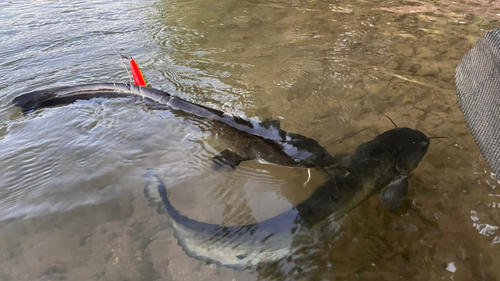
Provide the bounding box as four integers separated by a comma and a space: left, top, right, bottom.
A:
98, 30, 133, 87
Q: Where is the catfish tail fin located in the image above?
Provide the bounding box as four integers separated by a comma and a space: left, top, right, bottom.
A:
142, 170, 296, 269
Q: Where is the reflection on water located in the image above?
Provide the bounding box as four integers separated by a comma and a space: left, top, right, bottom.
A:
1, 0, 500, 280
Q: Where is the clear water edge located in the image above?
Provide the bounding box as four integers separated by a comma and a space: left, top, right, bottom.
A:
0, 0, 500, 280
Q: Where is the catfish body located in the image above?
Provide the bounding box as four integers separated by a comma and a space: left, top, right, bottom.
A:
12, 83, 334, 170
144, 128, 430, 269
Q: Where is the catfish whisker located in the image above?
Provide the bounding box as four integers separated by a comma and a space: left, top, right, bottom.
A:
384, 115, 398, 128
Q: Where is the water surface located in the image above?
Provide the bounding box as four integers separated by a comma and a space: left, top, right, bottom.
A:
1, 0, 499, 280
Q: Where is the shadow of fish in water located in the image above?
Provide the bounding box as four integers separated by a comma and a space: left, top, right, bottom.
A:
12, 83, 336, 172
143, 127, 429, 270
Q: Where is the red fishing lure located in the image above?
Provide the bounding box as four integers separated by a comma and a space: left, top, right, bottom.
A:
129, 59, 148, 86
122, 56, 149, 86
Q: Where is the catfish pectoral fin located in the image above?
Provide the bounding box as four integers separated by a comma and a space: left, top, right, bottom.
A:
379, 176, 409, 210
211, 149, 250, 170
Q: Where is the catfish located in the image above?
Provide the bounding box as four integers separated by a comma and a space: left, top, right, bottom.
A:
13, 83, 335, 171
144, 127, 430, 269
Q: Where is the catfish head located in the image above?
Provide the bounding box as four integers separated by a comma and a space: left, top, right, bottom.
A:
362, 128, 429, 210
325, 128, 429, 177
382, 128, 429, 175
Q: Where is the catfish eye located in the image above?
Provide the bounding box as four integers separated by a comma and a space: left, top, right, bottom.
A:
411, 140, 429, 147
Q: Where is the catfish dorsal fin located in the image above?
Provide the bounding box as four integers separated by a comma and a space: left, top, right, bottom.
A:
379, 176, 409, 210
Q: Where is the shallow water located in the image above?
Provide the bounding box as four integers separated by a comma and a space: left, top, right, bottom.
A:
1, 0, 500, 280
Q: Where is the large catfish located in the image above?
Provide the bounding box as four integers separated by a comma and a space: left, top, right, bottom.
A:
144, 127, 430, 269
12, 83, 335, 170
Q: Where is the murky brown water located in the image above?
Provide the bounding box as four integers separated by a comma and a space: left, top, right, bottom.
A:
1, 0, 500, 280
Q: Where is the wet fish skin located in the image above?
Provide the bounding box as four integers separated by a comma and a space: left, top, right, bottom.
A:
144, 127, 430, 269
12, 83, 334, 170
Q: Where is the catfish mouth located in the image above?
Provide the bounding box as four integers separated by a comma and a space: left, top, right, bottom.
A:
396, 160, 420, 176
395, 166, 410, 176
395, 135, 430, 176
395, 157, 420, 176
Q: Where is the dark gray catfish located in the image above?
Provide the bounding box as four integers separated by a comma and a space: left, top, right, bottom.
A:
143, 128, 429, 269
12, 83, 334, 170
